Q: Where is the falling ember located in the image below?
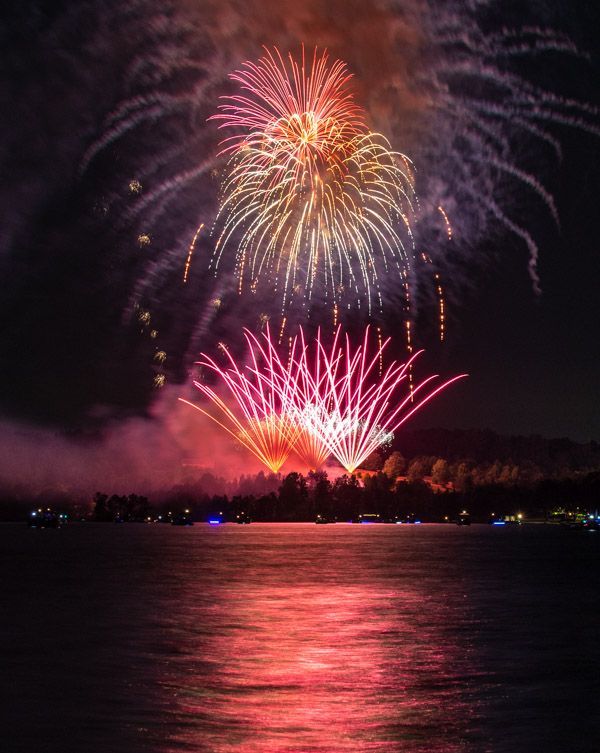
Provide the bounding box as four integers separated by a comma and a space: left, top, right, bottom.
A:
406, 320, 414, 399
278, 317, 287, 345
209, 46, 416, 314
403, 277, 414, 399
137, 233, 151, 248
128, 179, 142, 194
437, 205, 452, 240
435, 273, 445, 343
421, 252, 447, 344
154, 374, 166, 388
183, 222, 204, 283
154, 350, 167, 364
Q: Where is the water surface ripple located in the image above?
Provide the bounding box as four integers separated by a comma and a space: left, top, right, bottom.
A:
1, 523, 599, 752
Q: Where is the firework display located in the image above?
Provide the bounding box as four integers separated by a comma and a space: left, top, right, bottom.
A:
284, 327, 466, 473
176, 47, 470, 473
181, 327, 466, 474
180, 332, 301, 473
210, 47, 416, 314
70, 3, 597, 338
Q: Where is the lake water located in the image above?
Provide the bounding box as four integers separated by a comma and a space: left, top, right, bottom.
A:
1, 523, 599, 752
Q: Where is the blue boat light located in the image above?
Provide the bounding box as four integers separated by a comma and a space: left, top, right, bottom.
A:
493, 520, 506, 525
208, 519, 222, 525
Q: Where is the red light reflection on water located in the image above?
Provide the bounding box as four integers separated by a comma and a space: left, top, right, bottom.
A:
161, 526, 474, 752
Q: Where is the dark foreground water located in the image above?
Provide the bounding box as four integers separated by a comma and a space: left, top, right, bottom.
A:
1, 523, 599, 753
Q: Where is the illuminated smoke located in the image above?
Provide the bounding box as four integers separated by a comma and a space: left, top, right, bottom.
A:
75, 0, 597, 320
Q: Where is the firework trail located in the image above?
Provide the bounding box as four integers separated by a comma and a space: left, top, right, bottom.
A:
248, 326, 333, 469
183, 222, 204, 283
182, 326, 466, 474
289, 326, 466, 473
180, 331, 302, 473
284, 326, 344, 469
210, 46, 416, 315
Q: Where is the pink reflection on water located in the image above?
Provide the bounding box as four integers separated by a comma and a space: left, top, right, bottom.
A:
162, 525, 474, 752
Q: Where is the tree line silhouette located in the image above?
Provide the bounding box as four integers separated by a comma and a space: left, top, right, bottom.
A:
2, 428, 599, 521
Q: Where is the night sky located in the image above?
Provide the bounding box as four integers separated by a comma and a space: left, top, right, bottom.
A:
0, 0, 598, 490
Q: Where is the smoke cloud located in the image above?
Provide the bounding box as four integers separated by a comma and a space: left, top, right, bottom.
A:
0, 386, 267, 496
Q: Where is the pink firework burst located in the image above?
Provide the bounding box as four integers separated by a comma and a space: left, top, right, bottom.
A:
292, 327, 467, 473
180, 331, 302, 473
211, 45, 365, 179
181, 326, 466, 476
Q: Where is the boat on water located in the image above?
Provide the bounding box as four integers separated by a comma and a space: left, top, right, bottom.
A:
28, 508, 66, 528
315, 514, 336, 524
171, 511, 194, 526
356, 513, 381, 524
489, 514, 523, 526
